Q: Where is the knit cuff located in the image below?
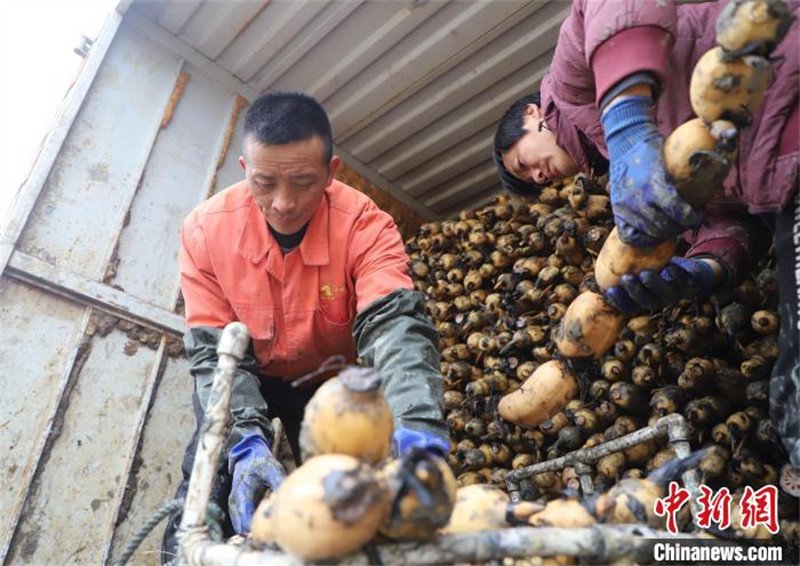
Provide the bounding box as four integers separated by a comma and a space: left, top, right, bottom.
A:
601, 96, 655, 156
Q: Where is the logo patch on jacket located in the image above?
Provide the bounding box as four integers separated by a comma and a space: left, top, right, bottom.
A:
320, 283, 345, 300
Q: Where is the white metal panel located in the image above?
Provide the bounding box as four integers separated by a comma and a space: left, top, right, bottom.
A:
107, 355, 194, 566
273, 0, 447, 100
343, 0, 567, 160
399, 124, 494, 197
6, 326, 157, 565
177, 0, 269, 61
423, 160, 498, 212
17, 25, 183, 280
158, 0, 204, 36
0, 280, 87, 560
123, 10, 258, 101
216, 0, 327, 82
136, 0, 169, 21
325, 0, 547, 140
108, 61, 236, 308
372, 52, 552, 180
251, 1, 365, 92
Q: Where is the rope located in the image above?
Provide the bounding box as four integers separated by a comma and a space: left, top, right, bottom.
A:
291, 354, 348, 387
114, 498, 183, 566
113, 499, 226, 566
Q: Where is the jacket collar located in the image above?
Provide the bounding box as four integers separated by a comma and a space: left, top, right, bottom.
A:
235, 191, 330, 267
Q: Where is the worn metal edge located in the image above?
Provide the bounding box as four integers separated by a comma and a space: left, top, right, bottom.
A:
6, 251, 185, 337
0, 308, 94, 564
0, 10, 124, 276
101, 337, 169, 566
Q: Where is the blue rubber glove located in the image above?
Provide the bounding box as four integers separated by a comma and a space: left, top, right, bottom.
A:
228, 434, 287, 534
392, 427, 451, 459
601, 96, 701, 247
605, 257, 715, 314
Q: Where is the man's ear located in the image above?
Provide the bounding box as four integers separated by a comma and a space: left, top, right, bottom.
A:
239, 155, 246, 171
523, 103, 542, 119
327, 155, 341, 186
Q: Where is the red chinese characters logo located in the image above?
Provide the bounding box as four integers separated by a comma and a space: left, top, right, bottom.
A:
654, 483, 780, 535
739, 485, 779, 534
654, 481, 690, 534
697, 485, 732, 530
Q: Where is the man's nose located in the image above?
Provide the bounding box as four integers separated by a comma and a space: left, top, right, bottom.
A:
271, 187, 295, 214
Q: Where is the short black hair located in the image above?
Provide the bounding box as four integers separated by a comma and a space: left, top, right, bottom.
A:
243, 91, 333, 162
493, 92, 545, 197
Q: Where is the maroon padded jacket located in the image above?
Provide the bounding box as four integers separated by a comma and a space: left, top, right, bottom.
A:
541, 0, 799, 283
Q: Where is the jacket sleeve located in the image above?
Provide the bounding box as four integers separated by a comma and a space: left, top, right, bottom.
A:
348, 209, 448, 440
184, 327, 275, 455
353, 289, 448, 441
179, 215, 237, 328
179, 215, 274, 452
684, 206, 772, 288
552, 0, 677, 107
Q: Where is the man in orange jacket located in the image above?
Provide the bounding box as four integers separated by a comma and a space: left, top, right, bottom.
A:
161, 92, 448, 561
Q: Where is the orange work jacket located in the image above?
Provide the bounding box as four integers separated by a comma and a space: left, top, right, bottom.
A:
179, 179, 413, 379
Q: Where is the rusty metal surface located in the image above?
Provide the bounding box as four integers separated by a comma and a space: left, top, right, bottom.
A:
211, 94, 249, 197
107, 354, 194, 566
5, 324, 159, 565
130, 0, 570, 218
160, 71, 191, 129
0, 279, 87, 560
17, 25, 183, 280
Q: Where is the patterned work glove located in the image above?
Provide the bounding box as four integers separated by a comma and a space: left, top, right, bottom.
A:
601, 96, 701, 247
605, 257, 716, 314
392, 427, 451, 458
228, 433, 287, 534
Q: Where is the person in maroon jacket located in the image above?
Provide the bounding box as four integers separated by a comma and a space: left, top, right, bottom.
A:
493, 0, 798, 468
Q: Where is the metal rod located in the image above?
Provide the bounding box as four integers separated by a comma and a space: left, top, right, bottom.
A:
574, 461, 594, 495
506, 415, 687, 485
175, 525, 706, 565
178, 322, 250, 563
665, 414, 703, 522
